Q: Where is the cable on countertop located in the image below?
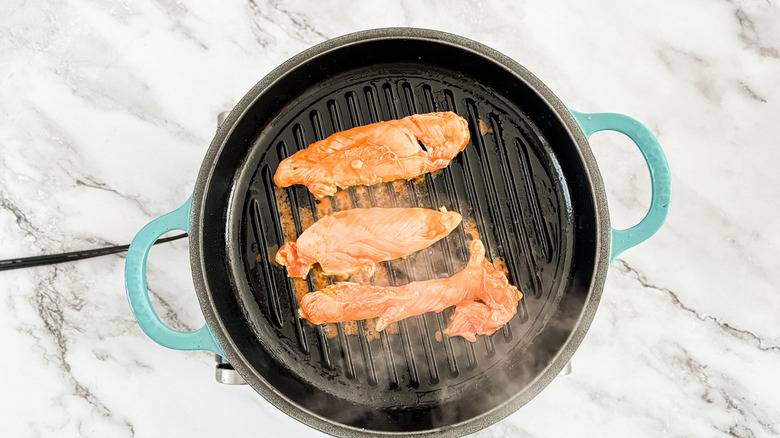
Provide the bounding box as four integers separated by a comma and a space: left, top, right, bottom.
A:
0, 233, 187, 272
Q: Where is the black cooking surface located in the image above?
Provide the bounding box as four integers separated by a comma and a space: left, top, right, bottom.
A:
238, 64, 574, 410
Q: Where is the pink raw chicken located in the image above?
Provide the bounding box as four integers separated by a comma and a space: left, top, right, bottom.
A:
273, 112, 470, 198
298, 239, 523, 342
276, 207, 462, 278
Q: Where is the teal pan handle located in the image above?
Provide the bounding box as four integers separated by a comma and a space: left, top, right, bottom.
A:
124, 197, 223, 355
569, 110, 672, 263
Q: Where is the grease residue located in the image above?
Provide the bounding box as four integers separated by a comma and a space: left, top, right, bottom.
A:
274, 187, 297, 241
413, 177, 428, 202
323, 323, 338, 339
372, 183, 393, 206
392, 179, 413, 205
292, 278, 309, 303
353, 185, 372, 208
346, 270, 372, 284
309, 265, 329, 290
342, 320, 358, 336
373, 264, 389, 285
364, 319, 381, 342
384, 322, 399, 334
265, 244, 280, 266
333, 189, 352, 210
492, 257, 508, 275
273, 187, 310, 304
464, 218, 480, 241
299, 207, 314, 230
315, 196, 332, 217
478, 119, 493, 135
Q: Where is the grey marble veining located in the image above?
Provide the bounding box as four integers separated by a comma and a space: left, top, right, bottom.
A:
1, 0, 779, 437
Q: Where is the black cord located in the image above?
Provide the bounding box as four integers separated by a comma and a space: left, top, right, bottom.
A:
0, 233, 188, 272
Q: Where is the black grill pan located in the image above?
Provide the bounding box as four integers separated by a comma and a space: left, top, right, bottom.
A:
184, 29, 622, 437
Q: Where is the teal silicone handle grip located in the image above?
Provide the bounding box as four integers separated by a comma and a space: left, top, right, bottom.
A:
124, 197, 223, 355
569, 110, 672, 263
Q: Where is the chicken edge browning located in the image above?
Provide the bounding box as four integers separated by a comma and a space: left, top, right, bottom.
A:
298, 239, 523, 342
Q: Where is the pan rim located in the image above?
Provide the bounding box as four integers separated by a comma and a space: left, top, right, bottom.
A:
190, 27, 610, 437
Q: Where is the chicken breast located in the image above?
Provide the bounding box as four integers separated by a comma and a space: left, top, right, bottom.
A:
298, 239, 523, 342
276, 207, 462, 278
273, 112, 470, 198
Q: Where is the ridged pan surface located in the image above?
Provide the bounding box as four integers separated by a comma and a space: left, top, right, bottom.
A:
209, 35, 600, 434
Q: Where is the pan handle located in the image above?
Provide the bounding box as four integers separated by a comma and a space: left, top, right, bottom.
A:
124, 196, 223, 355
569, 110, 672, 263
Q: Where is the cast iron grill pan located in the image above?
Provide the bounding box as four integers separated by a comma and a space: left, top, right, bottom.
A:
208, 37, 599, 434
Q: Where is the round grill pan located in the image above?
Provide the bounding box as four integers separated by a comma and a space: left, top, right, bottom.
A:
126, 28, 672, 437
208, 30, 601, 435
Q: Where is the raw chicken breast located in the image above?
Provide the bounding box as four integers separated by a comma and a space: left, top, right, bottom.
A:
276, 207, 462, 278
273, 112, 470, 198
298, 239, 523, 342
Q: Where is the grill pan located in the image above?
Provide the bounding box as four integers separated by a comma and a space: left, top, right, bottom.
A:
125, 28, 671, 437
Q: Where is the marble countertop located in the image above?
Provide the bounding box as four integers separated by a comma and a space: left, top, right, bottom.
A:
2, 0, 779, 436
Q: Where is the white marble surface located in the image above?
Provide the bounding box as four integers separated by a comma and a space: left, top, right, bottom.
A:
1, 0, 779, 436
